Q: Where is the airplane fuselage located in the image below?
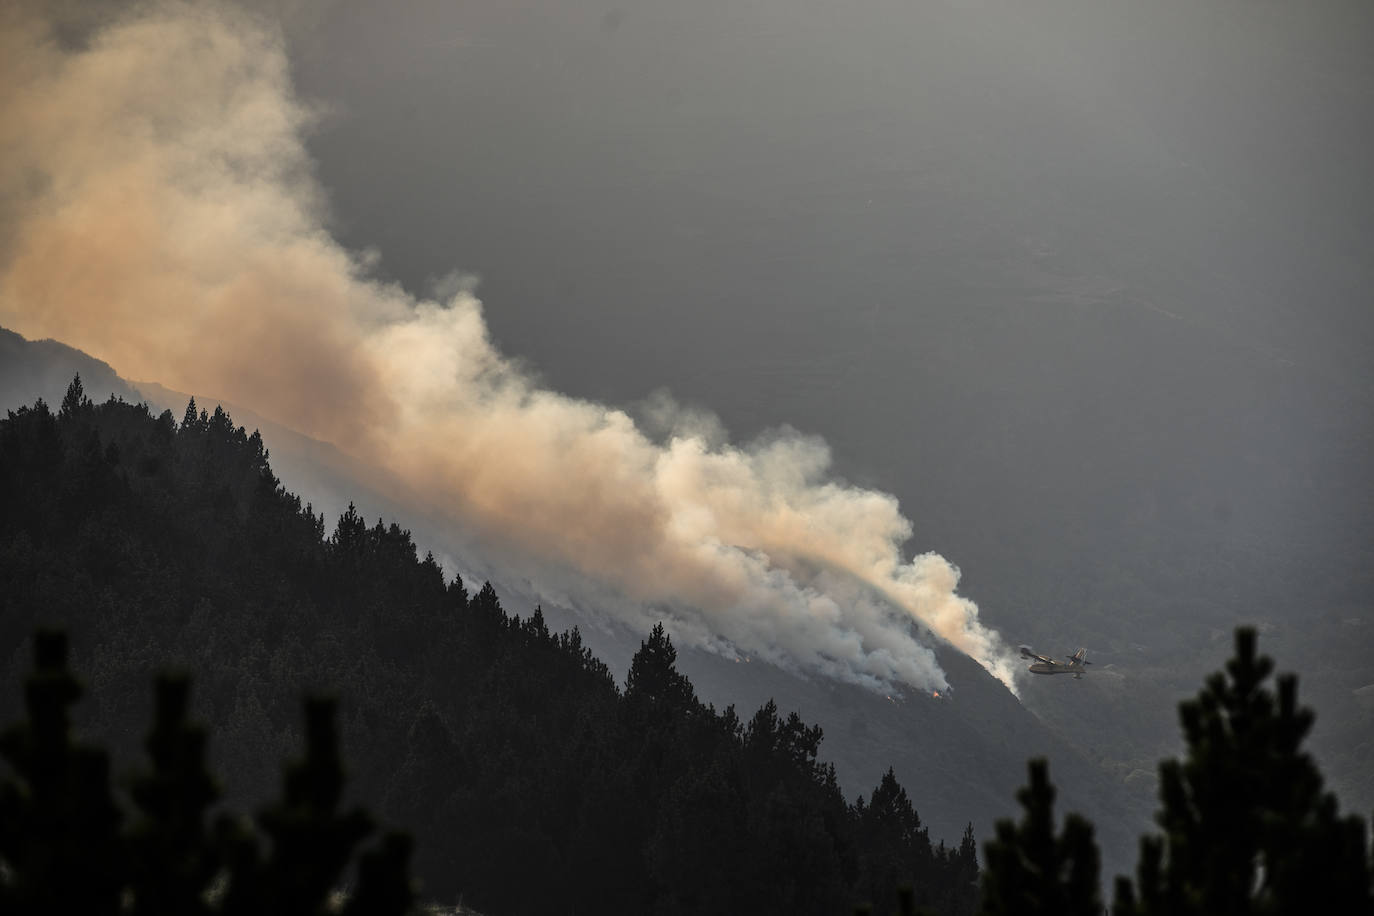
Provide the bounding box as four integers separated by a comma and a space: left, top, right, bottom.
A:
1028, 662, 1084, 677
1020, 646, 1090, 678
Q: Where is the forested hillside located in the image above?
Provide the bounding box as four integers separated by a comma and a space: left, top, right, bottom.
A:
0, 379, 978, 915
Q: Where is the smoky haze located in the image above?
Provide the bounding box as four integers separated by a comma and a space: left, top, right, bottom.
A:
0, 0, 1021, 693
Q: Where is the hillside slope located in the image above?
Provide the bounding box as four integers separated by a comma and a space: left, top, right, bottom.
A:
0, 327, 1154, 879
1, 380, 997, 914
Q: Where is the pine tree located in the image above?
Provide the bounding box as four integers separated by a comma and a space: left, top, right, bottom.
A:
59, 374, 91, 420
854, 768, 937, 916
0, 632, 416, 916
978, 759, 1101, 916
625, 622, 697, 715
181, 396, 201, 433
946, 823, 981, 916
332, 502, 368, 554
126, 674, 221, 916
1113, 628, 1374, 916
0, 630, 125, 915
219, 697, 377, 916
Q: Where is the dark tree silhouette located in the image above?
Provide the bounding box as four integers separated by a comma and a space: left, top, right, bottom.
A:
1113, 628, 1374, 916
0, 630, 124, 916
0, 631, 415, 916
625, 621, 699, 716
217, 697, 385, 916
59, 373, 91, 420
976, 628, 1374, 916
854, 767, 936, 914
126, 674, 221, 916
978, 759, 1101, 916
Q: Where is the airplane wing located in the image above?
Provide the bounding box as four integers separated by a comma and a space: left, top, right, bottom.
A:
1019, 645, 1055, 664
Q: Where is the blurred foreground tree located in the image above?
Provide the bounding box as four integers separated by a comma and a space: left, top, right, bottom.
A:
0, 629, 124, 914
977, 759, 1100, 916
0, 630, 415, 916
1112, 627, 1373, 915
976, 627, 1374, 916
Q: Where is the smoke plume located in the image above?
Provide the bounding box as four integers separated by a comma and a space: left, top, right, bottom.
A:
0, 0, 1020, 693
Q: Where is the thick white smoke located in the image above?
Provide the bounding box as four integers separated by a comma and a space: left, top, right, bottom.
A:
0, 0, 1020, 693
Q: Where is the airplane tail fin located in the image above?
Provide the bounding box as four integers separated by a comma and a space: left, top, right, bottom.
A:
1071, 648, 1090, 665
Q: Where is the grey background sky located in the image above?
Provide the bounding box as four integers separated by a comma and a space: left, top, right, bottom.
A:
279, 0, 1374, 807
288, 0, 1374, 602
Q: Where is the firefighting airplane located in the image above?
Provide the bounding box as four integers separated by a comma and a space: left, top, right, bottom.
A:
1019, 645, 1092, 678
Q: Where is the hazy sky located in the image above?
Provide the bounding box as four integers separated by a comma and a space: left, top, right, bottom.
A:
280, 0, 1374, 820
286, 0, 1374, 630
